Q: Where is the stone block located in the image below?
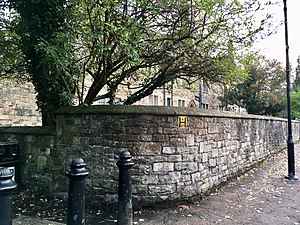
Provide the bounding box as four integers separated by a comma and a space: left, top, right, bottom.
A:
180, 174, 192, 182
212, 149, 219, 158
174, 162, 198, 173
177, 146, 199, 154
202, 153, 208, 162
153, 134, 169, 142
168, 155, 182, 162
132, 185, 148, 194
182, 154, 195, 162
208, 123, 219, 134
193, 154, 201, 162
191, 172, 201, 183
105, 194, 118, 204
186, 134, 195, 146
153, 162, 174, 172
141, 175, 159, 184
36, 155, 47, 169
126, 127, 148, 134
44, 147, 51, 156
199, 129, 208, 135
198, 163, 204, 171
181, 185, 200, 198
170, 137, 186, 147
200, 142, 205, 153
221, 165, 228, 171
133, 142, 161, 155
162, 146, 176, 154
163, 127, 179, 134
127, 135, 140, 141
25, 135, 35, 143
158, 172, 181, 183
209, 158, 217, 167
140, 134, 152, 141
138, 164, 151, 175
148, 127, 163, 134
202, 182, 210, 193
148, 185, 176, 195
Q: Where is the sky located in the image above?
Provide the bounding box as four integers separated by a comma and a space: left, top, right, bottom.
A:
254, 0, 300, 71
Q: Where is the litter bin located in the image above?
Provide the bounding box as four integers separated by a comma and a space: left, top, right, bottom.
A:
0, 142, 20, 183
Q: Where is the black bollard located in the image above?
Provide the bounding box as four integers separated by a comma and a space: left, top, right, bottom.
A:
66, 158, 89, 225
117, 151, 134, 225
0, 167, 18, 225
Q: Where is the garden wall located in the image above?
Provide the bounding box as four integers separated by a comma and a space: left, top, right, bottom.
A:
0, 126, 56, 190
0, 105, 299, 208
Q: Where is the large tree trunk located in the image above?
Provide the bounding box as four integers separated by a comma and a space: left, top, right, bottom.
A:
31, 59, 73, 126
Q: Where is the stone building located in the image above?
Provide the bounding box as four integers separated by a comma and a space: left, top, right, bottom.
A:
0, 77, 226, 126
0, 79, 41, 126
93, 79, 224, 110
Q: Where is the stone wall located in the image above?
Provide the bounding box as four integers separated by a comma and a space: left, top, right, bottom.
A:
0, 79, 42, 126
0, 105, 299, 208
54, 106, 300, 207
0, 126, 57, 192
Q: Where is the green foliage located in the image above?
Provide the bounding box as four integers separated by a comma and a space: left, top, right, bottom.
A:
0, 9, 28, 79
57, 0, 275, 105
291, 89, 300, 119
220, 55, 286, 116
1, 0, 78, 125
293, 57, 300, 91
1, 0, 277, 123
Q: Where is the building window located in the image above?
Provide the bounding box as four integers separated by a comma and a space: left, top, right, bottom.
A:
167, 97, 171, 106
148, 95, 158, 106
178, 99, 185, 107
201, 103, 209, 109
148, 95, 153, 105
154, 95, 158, 106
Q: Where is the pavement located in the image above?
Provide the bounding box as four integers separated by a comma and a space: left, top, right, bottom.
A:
13, 215, 65, 225
13, 143, 300, 225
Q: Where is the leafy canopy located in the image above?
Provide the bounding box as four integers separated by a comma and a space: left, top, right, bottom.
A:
291, 56, 300, 119
291, 89, 300, 119
60, 0, 275, 105
0, 0, 277, 124
0, 7, 28, 79
220, 55, 286, 116
1, 0, 79, 124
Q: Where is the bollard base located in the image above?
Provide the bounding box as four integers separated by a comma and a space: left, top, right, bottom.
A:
285, 175, 299, 181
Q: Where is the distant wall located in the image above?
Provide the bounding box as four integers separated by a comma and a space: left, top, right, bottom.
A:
0, 80, 42, 126
0, 106, 299, 208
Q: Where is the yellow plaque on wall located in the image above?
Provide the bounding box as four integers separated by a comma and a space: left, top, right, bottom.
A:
178, 116, 188, 128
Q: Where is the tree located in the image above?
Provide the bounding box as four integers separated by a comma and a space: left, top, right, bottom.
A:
291, 56, 300, 119
0, 6, 28, 79
1, 0, 276, 124
291, 89, 300, 119
220, 55, 286, 116
55, 0, 275, 106
293, 56, 300, 91
1, 0, 79, 125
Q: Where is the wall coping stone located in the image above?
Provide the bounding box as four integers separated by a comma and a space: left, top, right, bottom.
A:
0, 126, 56, 135
56, 105, 288, 121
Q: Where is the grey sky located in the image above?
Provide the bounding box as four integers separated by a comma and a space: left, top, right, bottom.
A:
255, 0, 300, 70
